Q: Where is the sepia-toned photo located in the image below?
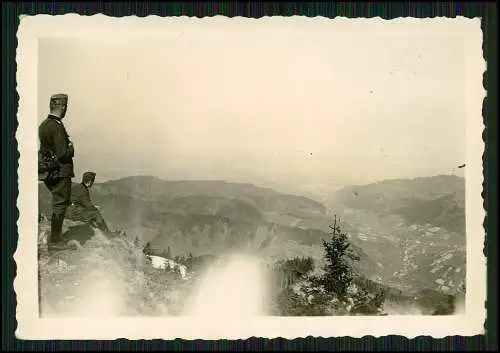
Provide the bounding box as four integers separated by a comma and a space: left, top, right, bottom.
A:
15, 15, 486, 339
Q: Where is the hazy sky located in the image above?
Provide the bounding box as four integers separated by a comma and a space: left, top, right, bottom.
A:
38, 22, 471, 188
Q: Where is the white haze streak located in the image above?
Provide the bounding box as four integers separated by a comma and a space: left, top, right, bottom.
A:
183, 254, 268, 318
69, 271, 125, 317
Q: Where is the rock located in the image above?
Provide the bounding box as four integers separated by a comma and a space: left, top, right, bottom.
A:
435, 278, 445, 285
48, 258, 68, 267
67, 240, 83, 250
38, 230, 49, 245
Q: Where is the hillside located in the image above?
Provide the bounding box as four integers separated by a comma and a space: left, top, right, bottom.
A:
38, 178, 378, 288
40, 176, 326, 228
325, 175, 466, 295
38, 177, 329, 258
329, 175, 465, 234
143, 215, 379, 277
37, 222, 183, 317
37, 217, 462, 318
38, 175, 466, 299
92, 176, 326, 217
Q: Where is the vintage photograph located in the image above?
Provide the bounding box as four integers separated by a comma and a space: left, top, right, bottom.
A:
16, 15, 486, 339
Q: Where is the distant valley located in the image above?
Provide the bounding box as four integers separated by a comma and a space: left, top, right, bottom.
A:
38, 174, 466, 298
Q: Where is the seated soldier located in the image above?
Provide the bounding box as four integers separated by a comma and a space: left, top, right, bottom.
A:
66, 172, 110, 232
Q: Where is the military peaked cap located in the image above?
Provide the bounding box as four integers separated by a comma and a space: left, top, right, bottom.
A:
50, 93, 68, 106
82, 172, 96, 183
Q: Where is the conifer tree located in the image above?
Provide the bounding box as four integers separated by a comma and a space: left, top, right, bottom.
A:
319, 215, 359, 300
143, 242, 152, 255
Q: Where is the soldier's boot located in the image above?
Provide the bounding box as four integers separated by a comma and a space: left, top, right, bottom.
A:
48, 214, 66, 251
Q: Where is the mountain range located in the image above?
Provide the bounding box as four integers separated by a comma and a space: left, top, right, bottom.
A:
329, 175, 466, 234
38, 174, 466, 298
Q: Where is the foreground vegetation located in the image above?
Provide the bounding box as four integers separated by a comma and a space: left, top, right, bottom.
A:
38, 215, 459, 317
268, 216, 386, 316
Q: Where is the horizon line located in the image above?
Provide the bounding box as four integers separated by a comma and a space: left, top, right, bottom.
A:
91, 172, 465, 187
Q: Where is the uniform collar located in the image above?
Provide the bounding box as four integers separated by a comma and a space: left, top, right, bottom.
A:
48, 114, 62, 123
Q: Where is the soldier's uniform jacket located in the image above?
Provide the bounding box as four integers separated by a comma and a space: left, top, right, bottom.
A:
38, 115, 74, 178
66, 183, 99, 223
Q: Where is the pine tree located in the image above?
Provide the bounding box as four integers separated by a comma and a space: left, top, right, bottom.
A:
143, 242, 152, 255
166, 245, 172, 259
319, 215, 359, 300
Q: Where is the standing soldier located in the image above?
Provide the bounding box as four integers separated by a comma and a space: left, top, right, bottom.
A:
66, 172, 110, 233
38, 93, 74, 250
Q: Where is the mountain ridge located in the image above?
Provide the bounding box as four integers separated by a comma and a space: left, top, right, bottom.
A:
329, 174, 465, 234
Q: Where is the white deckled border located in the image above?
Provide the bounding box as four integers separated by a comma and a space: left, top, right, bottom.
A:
15, 14, 487, 340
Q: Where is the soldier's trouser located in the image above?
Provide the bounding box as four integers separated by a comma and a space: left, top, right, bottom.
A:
71, 208, 110, 233
90, 211, 110, 233
44, 177, 71, 243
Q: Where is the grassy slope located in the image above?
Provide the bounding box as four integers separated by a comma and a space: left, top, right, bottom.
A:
38, 221, 189, 317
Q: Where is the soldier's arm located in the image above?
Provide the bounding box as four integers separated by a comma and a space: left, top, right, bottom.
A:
53, 124, 73, 161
